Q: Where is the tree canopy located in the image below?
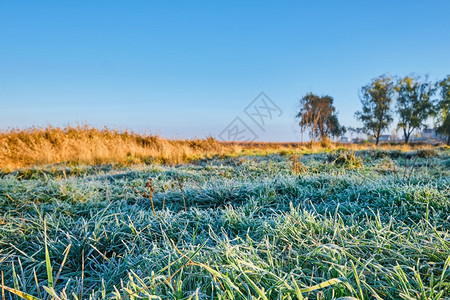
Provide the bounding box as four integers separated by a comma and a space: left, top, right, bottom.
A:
437, 75, 450, 145
355, 74, 395, 145
395, 75, 435, 143
296, 93, 345, 142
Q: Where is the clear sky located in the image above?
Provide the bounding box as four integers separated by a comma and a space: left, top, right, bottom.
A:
1, 1, 449, 141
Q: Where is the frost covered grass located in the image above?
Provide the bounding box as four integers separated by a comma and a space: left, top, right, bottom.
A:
0, 149, 449, 299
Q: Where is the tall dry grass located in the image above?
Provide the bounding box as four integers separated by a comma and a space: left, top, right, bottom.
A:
0, 126, 229, 171
0, 125, 438, 171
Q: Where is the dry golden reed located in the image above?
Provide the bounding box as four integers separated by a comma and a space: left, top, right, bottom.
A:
0, 126, 226, 170
0, 125, 435, 171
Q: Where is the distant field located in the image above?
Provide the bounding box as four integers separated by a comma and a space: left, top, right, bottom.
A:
0, 126, 441, 172
0, 148, 449, 299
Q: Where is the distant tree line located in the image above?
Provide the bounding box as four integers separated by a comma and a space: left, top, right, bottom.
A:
296, 74, 450, 145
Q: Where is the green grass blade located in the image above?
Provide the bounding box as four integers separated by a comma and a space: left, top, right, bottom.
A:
0, 284, 39, 300
44, 220, 53, 289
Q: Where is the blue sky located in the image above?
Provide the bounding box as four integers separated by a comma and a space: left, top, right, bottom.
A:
1, 1, 449, 141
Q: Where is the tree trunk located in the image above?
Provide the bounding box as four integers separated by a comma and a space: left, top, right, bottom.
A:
447, 134, 450, 146
375, 126, 381, 146
404, 133, 410, 144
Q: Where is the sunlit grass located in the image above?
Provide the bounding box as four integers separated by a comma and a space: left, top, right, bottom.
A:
0, 125, 228, 171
